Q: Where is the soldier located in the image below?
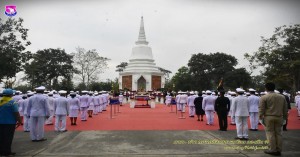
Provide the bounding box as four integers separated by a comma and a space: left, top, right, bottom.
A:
68, 92, 80, 125
119, 93, 124, 106
45, 92, 55, 125
187, 91, 197, 117
176, 91, 181, 111
259, 83, 287, 156
248, 88, 260, 131
17, 94, 27, 125
202, 90, 216, 125
295, 91, 300, 117
229, 92, 237, 125
27, 86, 50, 142
22, 92, 33, 132
54, 90, 69, 132
215, 90, 230, 131
79, 90, 89, 121
87, 92, 94, 117
165, 93, 172, 106
93, 92, 100, 114
12, 90, 22, 102
178, 91, 188, 112
231, 88, 250, 140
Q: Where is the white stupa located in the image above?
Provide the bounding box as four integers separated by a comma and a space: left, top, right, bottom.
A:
119, 17, 165, 91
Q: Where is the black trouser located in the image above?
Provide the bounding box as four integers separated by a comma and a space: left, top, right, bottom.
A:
217, 111, 228, 130
283, 117, 288, 130
0, 124, 16, 155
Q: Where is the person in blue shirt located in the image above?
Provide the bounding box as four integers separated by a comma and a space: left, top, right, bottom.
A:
0, 88, 22, 156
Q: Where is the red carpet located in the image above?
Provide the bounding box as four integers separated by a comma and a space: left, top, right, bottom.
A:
17, 103, 300, 131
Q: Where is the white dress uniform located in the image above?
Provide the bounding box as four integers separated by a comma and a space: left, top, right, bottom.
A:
79, 93, 89, 121
119, 94, 124, 106
68, 97, 80, 117
93, 95, 99, 114
22, 95, 32, 132
103, 93, 109, 111
202, 92, 216, 125
87, 95, 94, 111
187, 94, 197, 116
295, 93, 300, 116
54, 95, 69, 132
18, 99, 25, 116
99, 94, 104, 113
176, 94, 181, 111
229, 93, 236, 124
27, 92, 50, 141
178, 93, 188, 112
231, 91, 250, 139
165, 95, 172, 105
45, 96, 55, 125
13, 94, 22, 104
248, 94, 260, 130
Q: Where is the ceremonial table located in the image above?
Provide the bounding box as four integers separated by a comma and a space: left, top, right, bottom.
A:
134, 95, 151, 108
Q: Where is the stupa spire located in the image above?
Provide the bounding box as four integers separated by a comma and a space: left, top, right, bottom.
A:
135, 16, 149, 45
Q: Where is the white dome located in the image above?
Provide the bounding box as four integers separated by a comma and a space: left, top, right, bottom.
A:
130, 45, 154, 61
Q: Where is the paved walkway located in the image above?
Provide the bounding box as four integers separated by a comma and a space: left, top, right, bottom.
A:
12, 130, 300, 157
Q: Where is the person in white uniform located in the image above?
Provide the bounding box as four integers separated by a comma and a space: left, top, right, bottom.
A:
17, 94, 26, 125
99, 92, 104, 113
54, 90, 69, 132
176, 92, 181, 111
202, 90, 216, 125
165, 94, 172, 106
295, 91, 300, 117
231, 88, 250, 140
79, 91, 89, 121
87, 92, 94, 117
27, 86, 50, 142
119, 93, 124, 106
22, 92, 33, 132
248, 88, 260, 131
229, 92, 237, 125
187, 92, 197, 117
45, 92, 55, 125
178, 92, 188, 112
93, 92, 100, 114
68, 92, 80, 125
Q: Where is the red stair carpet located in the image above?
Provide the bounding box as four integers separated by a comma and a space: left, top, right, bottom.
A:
17, 103, 300, 131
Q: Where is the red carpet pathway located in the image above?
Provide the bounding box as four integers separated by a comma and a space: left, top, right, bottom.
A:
18, 103, 300, 131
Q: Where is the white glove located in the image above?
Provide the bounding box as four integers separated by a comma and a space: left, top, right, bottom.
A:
283, 120, 287, 125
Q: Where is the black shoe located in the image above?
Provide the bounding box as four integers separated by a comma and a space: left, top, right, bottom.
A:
242, 137, 249, 140
32, 140, 38, 142
283, 129, 287, 131
197, 119, 200, 121
201, 119, 203, 121
264, 150, 281, 156
62, 130, 68, 132
235, 137, 243, 140
36, 138, 47, 142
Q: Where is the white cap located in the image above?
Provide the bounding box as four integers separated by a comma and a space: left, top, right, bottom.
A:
246, 92, 250, 96
260, 92, 266, 95
70, 92, 77, 95
297, 91, 300, 94
202, 91, 205, 94
48, 92, 53, 95
212, 92, 216, 95
190, 91, 195, 95
82, 90, 88, 93
230, 92, 236, 95
206, 90, 212, 94
249, 88, 256, 92
15, 90, 21, 94
35, 86, 45, 91
236, 88, 245, 93
59, 90, 67, 94
274, 90, 280, 94
27, 92, 34, 96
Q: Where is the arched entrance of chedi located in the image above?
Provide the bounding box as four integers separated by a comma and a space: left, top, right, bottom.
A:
137, 76, 146, 92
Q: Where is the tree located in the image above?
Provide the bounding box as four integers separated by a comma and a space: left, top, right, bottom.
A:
170, 66, 192, 91
24, 48, 76, 89
115, 62, 128, 72
223, 68, 252, 90
72, 47, 110, 89
245, 24, 300, 92
0, 18, 31, 88
187, 52, 237, 90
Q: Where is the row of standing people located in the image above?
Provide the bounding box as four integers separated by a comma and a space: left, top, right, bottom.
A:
12, 87, 111, 142
165, 88, 291, 138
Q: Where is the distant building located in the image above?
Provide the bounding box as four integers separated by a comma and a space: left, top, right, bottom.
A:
119, 17, 165, 91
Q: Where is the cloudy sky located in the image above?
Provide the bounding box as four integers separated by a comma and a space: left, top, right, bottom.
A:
1, 0, 299, 84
